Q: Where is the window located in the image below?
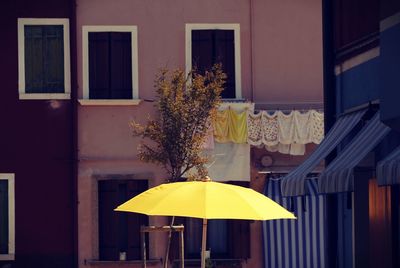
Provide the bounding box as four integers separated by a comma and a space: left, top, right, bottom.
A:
186, 24, 241, 99
0, 174, 15, 261
18, 18, 70, 99
82, 26, 139, 102
333, 0, 379, 61
98, 179, 148, 261
182, 218, 250, 259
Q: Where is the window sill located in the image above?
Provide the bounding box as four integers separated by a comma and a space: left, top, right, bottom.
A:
78, 99, 142, 106
19, 93, 70, 100
85, 259, 161, 265
0, 254, 15, 261
173, 258, 243, 265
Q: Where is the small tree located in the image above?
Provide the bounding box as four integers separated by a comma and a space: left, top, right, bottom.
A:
130, 64, 226, 267
131, 64, 225, 182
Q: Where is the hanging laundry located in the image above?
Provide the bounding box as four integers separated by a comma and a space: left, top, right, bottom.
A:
309, 110, 324, 144
214, 109, 248, 143
246, 109, 324, 155
247, 111, 263, 146
262, 111, 279, 147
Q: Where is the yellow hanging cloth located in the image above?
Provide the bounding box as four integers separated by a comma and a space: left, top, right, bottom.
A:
214, 109, 248, 143
214, 109, 230, 143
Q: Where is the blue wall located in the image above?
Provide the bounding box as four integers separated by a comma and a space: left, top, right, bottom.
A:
380, 22, 400, 129
336, 57, 380, 113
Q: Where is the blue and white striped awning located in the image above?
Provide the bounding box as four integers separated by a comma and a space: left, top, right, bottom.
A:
281, 109, 366, 196
318, 111, 391, 193
377, 145, 400, 185
263, 178, 326, 268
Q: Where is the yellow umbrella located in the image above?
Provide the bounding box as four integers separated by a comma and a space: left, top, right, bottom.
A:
115, 178, 296, 268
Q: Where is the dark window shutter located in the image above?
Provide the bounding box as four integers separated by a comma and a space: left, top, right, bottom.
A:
208, 219, 229, 258
99, 180, 149, 261
110, 32, 132, 99
229, 219, 250, 259
192, 29, 236, 99
126, 180, 148, 260
98, 180, 119, 260
228, 181, 250, 259
89, 32, 111, 99
89, 32, 132, 99
43, 26, 64, 93
0, 180, 8, 254
24, 25, 64, 93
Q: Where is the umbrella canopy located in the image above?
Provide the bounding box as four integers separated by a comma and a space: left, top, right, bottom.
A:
115, 179, 296, 268
115, 180, 295, 220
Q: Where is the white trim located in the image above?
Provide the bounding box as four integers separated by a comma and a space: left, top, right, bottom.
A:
19, 93, 70, 100
335, 47, 380, 75
78, 99, 142, 106
380, 11, 400, 32
185, 23, 242, 99
0, 173, 15, 260
82, 25, 139, 100
17, 18, 71, 100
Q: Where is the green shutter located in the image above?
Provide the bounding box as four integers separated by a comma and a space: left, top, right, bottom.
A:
24, 25, 64, 93
0, 180, 9, 254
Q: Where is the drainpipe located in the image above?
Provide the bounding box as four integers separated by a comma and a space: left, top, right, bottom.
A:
322, 0, 337, 268
70, 0, 79, 267
249, 0, 254, 102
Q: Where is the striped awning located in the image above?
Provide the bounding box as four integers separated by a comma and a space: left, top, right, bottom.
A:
318, 111, 391, 193
263, 178, 326, 268
281, 109, 366, 196
377, 145, 400, 186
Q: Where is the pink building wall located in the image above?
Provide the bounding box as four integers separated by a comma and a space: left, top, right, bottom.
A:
252, 0, 323, 107
76, 0, 322, 267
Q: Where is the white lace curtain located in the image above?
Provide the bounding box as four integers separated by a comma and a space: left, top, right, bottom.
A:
247, 110, 324, 155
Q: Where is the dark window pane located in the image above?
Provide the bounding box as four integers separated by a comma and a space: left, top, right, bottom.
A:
0, 180, 8, 254
185, 218, 202, 258
192, 29, 236, 98
24, 25, 64, 93
208, 219, 229, 258
89, 32, 132, 99
98, 180, 148, 261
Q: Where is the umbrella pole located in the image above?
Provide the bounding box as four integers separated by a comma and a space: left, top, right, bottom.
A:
201, 218, 207, 268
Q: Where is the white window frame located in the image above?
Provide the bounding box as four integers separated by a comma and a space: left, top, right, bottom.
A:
17, 18, 71, 100
0, 173, 15, 261
185, 23, 242, 99
81, 25, 139, 104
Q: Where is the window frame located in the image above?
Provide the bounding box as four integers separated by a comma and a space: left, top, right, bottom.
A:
82, 26, 139, 104
0, 173, 15, 261
185, 23, 242, 99
17, 18, 71, 100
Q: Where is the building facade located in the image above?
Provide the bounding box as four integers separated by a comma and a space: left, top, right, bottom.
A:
75, 1, 322, 268
0, 0, 76, 268
280, 1, 400, 268
0, 0, 323, 267
326, 0, 400, 267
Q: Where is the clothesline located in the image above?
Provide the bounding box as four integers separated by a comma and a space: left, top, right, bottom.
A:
208, 107, 324, 155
